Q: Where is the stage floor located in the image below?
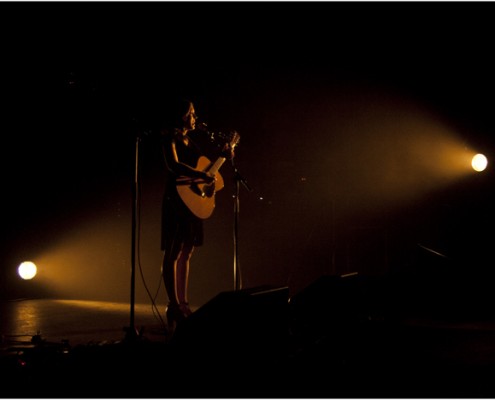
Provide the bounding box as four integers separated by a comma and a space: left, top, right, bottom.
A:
2, 296, 495, 397
0, 298, 170, 349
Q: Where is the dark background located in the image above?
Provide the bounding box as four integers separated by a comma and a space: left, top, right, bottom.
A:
1, 2, 495, 308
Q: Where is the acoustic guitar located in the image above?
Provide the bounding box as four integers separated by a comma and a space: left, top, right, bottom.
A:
176, 131, 240, 219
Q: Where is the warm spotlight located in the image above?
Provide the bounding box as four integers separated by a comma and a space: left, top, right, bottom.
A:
18, 261, 37, 280
471, 153, 488, 172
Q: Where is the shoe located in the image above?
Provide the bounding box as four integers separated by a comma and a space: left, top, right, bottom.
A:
166, 302, 190, 331
179, 302, 193, 317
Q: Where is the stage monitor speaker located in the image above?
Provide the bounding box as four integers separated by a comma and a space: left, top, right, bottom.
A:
170, 285, 289, 361
289, 274, 388, 337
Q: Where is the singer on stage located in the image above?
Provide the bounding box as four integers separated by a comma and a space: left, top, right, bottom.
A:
159, 98, 234, 331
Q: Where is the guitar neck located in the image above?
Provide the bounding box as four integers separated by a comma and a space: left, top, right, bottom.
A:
208, 157, 227, 174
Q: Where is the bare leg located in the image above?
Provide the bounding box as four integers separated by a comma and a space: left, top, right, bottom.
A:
162, 240, 183, 306
176, 243, 194, 306
162, 240, 194, 328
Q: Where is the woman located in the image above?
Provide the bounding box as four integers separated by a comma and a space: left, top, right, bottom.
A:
160, 98, 216, 330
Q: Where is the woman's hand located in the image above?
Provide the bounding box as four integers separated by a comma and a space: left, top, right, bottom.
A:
221, 144, 235, 160
202, 171, 216, 184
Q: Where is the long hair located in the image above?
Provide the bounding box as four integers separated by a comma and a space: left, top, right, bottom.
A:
160, 97, 193, 131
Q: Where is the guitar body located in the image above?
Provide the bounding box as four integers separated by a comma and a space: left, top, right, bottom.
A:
176, 156, 225, 219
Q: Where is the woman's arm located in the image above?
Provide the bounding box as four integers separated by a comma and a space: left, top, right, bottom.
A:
163, 137, 215, 182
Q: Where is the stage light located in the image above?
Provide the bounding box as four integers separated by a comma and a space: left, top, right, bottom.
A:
471, 153, 488, 172
18, 261, 37, 280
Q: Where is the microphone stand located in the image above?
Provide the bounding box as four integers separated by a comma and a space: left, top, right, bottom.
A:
201, 122, 251, 291
124, 131, 144, 342
231, 158, 252, 291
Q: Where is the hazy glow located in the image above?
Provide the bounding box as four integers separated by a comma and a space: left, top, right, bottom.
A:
18, 261, 37, 280
32, 200, 166, 303
13, 84, 490, 305
471, 153, 488, 172
291, 86, 490, 221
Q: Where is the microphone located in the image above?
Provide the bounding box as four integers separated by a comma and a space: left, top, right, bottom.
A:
196, 121, 239, 149
130, 117, 155, 138
196, 121, 210, 133
196, 121, 214, 141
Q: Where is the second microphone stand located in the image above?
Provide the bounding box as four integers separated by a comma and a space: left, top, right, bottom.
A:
230, 158, 252, 291
199, 122, 251, 291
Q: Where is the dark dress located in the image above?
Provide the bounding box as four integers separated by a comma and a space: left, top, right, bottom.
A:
161, 132, 204, 249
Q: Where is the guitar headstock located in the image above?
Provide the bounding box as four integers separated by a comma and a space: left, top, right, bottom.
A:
213, 131, 238, 161
215, 130, 240, 152
228, 131, 240, 150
